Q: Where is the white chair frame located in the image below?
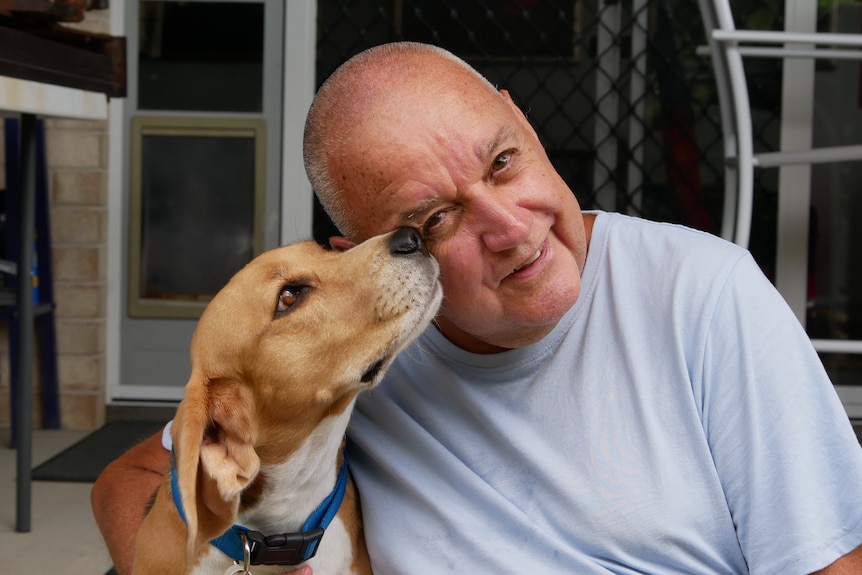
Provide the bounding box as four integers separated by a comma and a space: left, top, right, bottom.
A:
697, 0, 862, 249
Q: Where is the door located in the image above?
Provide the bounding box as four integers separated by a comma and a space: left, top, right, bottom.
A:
115, 0, 286, 401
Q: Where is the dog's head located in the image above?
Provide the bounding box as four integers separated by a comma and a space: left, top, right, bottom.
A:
171, 227, 441, 562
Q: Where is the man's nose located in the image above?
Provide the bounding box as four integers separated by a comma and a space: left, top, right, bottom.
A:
472, 190, 531, 253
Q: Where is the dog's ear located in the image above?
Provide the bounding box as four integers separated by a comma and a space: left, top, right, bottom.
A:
173, 371, 260, 566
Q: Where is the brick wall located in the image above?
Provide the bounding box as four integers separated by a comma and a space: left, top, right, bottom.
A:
0, 10, 110, 430
0, 118, 109, 431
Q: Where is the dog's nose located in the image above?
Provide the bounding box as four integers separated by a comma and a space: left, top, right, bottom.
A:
389, 227, 428, 256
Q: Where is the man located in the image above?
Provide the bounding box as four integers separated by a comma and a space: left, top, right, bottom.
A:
93, 42, 862, 574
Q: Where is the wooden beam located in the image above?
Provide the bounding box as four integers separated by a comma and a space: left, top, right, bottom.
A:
0, 20, 125, 97
0, 0, 88, 23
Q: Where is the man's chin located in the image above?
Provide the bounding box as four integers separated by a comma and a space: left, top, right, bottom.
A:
433, 312, 564, 354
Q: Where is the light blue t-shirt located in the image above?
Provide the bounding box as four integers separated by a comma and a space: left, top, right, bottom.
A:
347, 211, 862, 574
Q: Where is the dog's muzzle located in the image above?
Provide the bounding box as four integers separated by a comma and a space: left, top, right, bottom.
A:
388, 226, 429, 256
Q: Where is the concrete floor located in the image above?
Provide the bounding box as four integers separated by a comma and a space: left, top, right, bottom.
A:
0, 427, 114, 575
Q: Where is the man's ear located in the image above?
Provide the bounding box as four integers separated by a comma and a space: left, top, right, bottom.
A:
329, 236, 357, 252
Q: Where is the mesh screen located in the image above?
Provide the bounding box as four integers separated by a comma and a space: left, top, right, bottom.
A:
312, 0, 781, 269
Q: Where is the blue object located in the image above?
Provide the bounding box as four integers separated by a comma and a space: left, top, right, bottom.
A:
170, 448, 349, 565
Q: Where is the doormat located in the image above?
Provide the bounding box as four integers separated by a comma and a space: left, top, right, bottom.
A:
31, 420, 166, 482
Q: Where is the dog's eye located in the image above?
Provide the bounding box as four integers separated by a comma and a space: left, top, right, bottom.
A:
277, 285, 306, 313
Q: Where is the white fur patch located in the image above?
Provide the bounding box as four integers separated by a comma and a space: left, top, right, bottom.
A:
188, 407, 358, 575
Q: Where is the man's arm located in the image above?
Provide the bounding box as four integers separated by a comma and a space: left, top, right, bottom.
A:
812, 544, 862, 574
90, 431, 168, 575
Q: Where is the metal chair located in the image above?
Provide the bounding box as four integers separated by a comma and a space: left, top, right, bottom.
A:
697, 0, 862, 249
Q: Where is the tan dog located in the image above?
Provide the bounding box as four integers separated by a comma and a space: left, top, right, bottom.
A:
132, 228, 442, 575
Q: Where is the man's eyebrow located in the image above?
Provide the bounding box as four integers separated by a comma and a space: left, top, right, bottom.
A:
480, 125, 519, 160
399, 197, 441, 226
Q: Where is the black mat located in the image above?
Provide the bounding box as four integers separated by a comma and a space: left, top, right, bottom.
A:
31, 420, 166, 482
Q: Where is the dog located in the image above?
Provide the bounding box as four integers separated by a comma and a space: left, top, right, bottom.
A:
131, 227, 442, 575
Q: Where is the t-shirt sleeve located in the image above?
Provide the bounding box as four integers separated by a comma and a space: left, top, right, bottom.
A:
161, 419, 173, 451
701, 253, 862, 575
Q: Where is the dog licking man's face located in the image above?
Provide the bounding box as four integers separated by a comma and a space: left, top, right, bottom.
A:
133, 229, 439, 575
188, 227, 442, 443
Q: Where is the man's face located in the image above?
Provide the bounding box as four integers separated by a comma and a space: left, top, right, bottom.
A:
331, 73, 587, 352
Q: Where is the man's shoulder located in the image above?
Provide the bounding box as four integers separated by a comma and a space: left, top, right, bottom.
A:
585, 212, 755, 305
603, 211, 734, 243
598, 211, 746, 265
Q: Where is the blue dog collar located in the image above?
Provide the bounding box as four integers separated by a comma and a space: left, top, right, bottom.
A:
170, 449, 349, 565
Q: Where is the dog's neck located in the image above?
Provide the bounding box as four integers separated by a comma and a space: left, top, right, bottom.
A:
238, 398, 356, 535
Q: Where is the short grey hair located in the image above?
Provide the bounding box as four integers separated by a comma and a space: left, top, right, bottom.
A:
302, 42, 497, 240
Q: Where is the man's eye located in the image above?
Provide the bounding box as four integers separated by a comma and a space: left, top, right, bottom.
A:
422, 211, 445, 236
491, 150, 513, 174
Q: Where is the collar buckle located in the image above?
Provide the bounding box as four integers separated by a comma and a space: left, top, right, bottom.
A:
246, 528, 325, 565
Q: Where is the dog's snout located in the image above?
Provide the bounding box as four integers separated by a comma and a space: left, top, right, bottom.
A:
389, 227, 427, 256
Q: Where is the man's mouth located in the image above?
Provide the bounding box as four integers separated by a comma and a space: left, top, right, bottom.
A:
513, 245, 544, 273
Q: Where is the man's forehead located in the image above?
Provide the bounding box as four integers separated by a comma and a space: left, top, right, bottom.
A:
367, 123, 520, 213
341, 92, 523, 232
